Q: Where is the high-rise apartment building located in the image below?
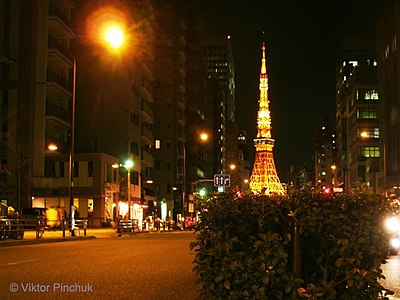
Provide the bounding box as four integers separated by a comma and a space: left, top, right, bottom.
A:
0, 0, 79, 210
313, 117, 336, 190
203, 36, 236, 175
377, 0, 400, 196
335, 34, 380, 192
152, 2, 211, 221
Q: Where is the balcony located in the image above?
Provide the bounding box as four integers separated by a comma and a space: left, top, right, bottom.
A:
48, 37, 72, 62
141, 126, 153, 144
140, 78, 154, 102
141, 149, 154, 167
141, 99, 153, 122
47, 69, 71, 93
46, 101, 69, 123
49, 4, 71, 28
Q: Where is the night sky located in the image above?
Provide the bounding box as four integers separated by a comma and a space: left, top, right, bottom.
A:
200, 1, 380, 179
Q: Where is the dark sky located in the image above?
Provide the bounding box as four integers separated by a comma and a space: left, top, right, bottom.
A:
200, 1, 380, 179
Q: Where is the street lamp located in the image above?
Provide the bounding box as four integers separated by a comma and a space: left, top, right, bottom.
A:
113, 160, 133, 219
182, 143, 187, 229
47, 143, 58, 151
124, 159, 133, 219
331, 165, 336, 188
104, 25, 124, 49
182, 131, 210, 228
69, 57, 76, 236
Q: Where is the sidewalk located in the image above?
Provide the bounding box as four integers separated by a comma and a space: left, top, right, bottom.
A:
0, 227, 182, 247
0, 227, 118, 247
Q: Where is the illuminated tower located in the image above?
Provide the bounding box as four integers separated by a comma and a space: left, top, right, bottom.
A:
249, 41, 285, 195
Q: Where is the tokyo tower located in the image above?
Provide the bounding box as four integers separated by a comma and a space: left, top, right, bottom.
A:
249, 40, 285, 195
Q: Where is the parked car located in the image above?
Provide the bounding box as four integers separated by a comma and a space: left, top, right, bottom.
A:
20, 207, 47, 228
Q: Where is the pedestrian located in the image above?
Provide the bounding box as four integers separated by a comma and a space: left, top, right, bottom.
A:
156, 217, 161, 231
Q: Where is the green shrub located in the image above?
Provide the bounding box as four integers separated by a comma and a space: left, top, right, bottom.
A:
190, 190, 394, 299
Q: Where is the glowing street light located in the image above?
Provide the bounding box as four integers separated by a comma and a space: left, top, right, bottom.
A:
104, 25, 124, 49
360, 130, 368, 138
48, 143, 58, 151
200, 132, 209, 142
182, 131, 211, 229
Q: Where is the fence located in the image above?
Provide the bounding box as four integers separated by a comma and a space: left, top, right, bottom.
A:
0, 216, 88, 240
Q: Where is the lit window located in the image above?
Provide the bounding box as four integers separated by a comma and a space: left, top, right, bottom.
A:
357, 109, 378, 119
357, 146, 380, 158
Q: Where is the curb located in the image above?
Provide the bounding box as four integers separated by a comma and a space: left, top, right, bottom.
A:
0, 229, 188, 247
0, 235, 97, 247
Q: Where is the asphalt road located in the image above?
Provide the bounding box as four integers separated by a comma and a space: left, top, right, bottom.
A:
1, 231, 399, 299
0, 231, 200, 300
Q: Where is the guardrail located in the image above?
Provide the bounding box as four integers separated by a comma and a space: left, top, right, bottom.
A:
0, 216, 88, 240
0, 217, 24, 240
61, 218, 88, 237
117, 219, 138, 233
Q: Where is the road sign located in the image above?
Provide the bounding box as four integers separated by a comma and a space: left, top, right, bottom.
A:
214, 174, 230, 187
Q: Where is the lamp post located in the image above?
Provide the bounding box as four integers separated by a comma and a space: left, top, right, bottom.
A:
125, 160, 133, 219
182, 143, 186, 230
69, 57, 76, 235
331, 165, 336, 189
114, 160, 133, 219
182, 132, 210, 228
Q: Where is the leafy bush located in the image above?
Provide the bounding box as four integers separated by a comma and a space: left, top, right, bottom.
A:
190, 190, 394, 299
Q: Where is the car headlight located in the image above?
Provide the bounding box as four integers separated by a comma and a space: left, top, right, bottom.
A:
385, 216, 400, 233
390, 237, 400, 249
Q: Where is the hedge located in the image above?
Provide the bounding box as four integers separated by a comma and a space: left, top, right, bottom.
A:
190, 190, 394, 299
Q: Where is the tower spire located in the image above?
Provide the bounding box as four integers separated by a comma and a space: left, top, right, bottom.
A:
249, 37, 285, 196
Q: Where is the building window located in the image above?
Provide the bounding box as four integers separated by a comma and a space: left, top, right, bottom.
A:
131, 170, 139, 185
59, 162, 64, 177
358, 165, 366, 182
155, 160, 160, 170
130, 111, 139, 125
88, 161, 93, 177
74, 162, 79, 177
356, 108, 378, 120
357, 146, 380, 158
131, 142, 139, 155
356, 89, 379, 101
45, 159, 56, 177
357, 128, 379, 139
166, 182, 171, 194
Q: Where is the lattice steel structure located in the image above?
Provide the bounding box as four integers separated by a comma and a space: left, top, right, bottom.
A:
249, 41, 285, 195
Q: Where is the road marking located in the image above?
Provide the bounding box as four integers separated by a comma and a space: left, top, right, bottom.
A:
1, 259, 40, 267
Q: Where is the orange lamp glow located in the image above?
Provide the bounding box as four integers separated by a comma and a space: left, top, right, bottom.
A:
104, 25, 124, 48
